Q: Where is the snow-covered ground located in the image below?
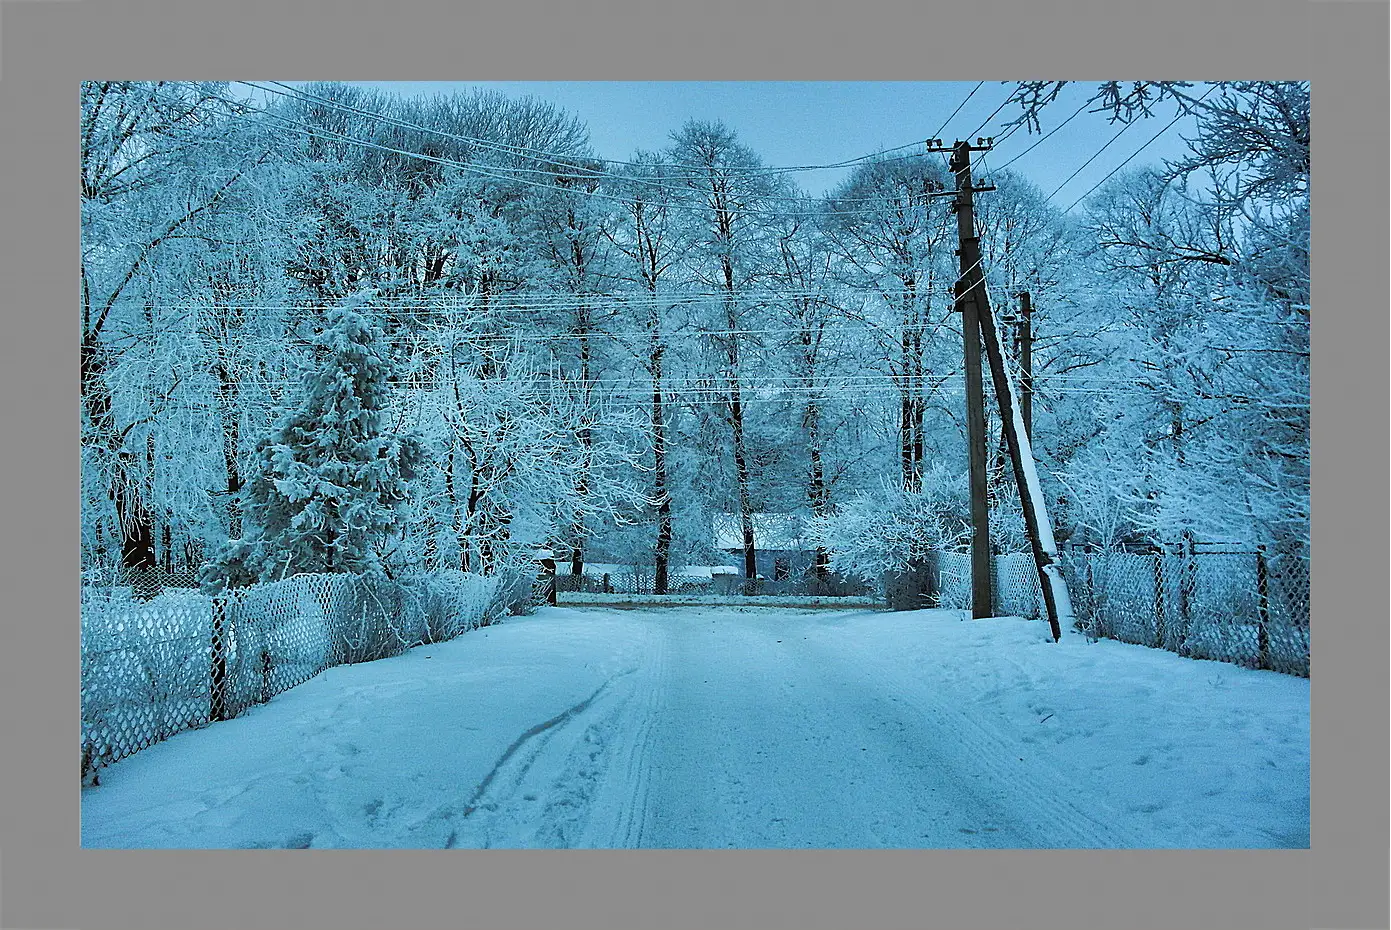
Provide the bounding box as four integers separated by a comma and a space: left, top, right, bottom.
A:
559, 592, 883, 608
554, 562, 739, 579
81, 606, 1309, 849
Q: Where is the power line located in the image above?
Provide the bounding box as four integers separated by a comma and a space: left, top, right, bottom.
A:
245, 81, 944, 188
1038, 83, 1219, 211
928, 81, 985, 144
963, 87, 1016, 144
191, 383, 1192, 399
987, 98, 1091, 174
1060, 83, 1219, 212
1041, 117, 1139, 204
214, 91, 957, 220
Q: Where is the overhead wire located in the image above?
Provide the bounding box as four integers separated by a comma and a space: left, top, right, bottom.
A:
244, 80, 942, 189
202, 89, 960, 220
986, 98, 1091, 175
927, 81, 984, 144
962, 87, 1015, 144
1059, 83, 1219, 213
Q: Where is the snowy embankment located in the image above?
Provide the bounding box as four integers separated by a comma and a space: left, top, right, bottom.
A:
82, 606, 1308, 849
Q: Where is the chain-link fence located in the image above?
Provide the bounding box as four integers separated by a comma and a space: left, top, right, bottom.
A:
1061, 546, 1309, 677
887, 551, 1042, 618
78, 564, 206, 601
897, 545, 1309, 677
931, 551, 1044, 619
81, 568, 534, 781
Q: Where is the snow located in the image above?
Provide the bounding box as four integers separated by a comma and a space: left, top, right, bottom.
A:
560, 592, 884, 608
672, 564, 742, 579
553, 563, 741, 580
81, 606, 1308, 849
553, 562, 645, 578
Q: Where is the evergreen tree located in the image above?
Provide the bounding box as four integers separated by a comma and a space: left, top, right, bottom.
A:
204, 301, 422, 588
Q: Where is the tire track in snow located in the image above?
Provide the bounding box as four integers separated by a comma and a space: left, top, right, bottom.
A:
462, 675, 620, 817
578, 618, 669, 848
636, 611, 909, 848
404, 664, 643, 847
631, 608, 1149, 848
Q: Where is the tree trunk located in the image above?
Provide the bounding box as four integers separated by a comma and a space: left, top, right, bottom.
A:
651, 336, 673, 595
722, 279, 756, 592
898, 280, 922, 493
899, 386, 914, 491
215, 363, 243, 539
911, 332, 925, 487
570, 319, 592, 579
82, 333, 156, 571
463, 471, 482, 574
113, 472, 156, 571
806, 400, 830, 580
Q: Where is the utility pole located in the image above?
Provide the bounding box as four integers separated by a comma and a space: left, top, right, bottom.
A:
935, 138, 996, 620
1019, 290, 1033, 440
930, 138, 1074, 640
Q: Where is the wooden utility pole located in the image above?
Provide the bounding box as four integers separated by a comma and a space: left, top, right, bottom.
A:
1018, 290, 1034, 440
944, 139, 995, 620
931, 138, 1073, 641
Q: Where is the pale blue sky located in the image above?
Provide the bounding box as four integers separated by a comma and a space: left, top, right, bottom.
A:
241, 81, 1202, 209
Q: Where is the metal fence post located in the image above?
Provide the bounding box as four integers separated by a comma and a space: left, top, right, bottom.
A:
210, 595, 229, 722
1178, 532, 1195, 654
1079, 547, 1101, 633
1152, 549, 1167, 650
1255, 545, 1271, 671
925, 551, 942, 608
259, 647, 273, 704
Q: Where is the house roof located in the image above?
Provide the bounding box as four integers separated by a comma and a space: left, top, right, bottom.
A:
713, 513, 808, 551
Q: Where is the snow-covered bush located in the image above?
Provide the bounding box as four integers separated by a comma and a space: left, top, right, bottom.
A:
404, 570, 501, 642
805, 468, 970, 584
989, 493, 1030, 555
81, 586, 216, 769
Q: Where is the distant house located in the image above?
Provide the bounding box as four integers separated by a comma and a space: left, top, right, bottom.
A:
712, 513, 814, 581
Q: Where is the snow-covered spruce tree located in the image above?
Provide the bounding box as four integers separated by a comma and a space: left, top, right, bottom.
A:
204, 302, 422, 589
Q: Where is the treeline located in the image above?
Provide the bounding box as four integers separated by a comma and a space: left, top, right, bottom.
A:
79, 80, 1309, 590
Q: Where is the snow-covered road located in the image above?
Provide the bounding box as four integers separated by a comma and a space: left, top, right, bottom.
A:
81, 606, 1309, 849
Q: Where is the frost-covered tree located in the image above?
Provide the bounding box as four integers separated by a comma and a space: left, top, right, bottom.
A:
805, 466, 970, 585
762, 206, 867, 578
524, 157, 620, 576
668, 121, 781, 588
81, 81, 267, 573
80, 79, 1309, 597
604, 152, 689, 592
205, 303, 422, 587
822, 153, 956, 494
